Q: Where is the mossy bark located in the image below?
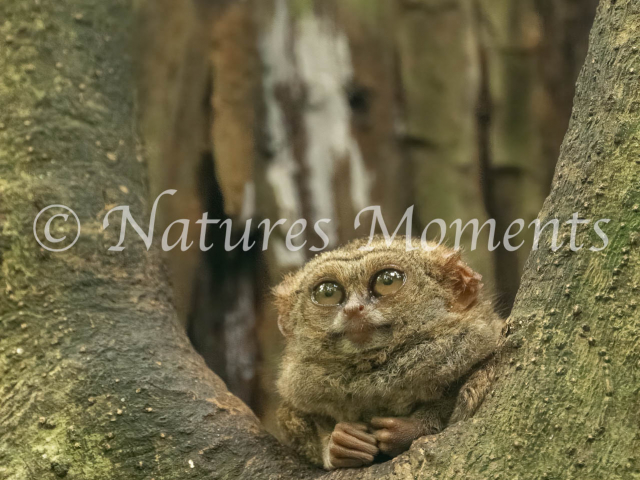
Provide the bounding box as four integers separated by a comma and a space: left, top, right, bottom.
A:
0, 0, 300, 478
1, 0, 638, 480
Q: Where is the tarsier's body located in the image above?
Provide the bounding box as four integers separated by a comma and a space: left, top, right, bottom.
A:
274, 237, 505, 469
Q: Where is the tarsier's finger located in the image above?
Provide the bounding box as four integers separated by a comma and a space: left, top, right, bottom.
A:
378, 442, 404, 457
370, 417, 397, 429
373, 429, 393, 443
332, 431, 379, 456
336, 422, 368, 432
336, 424, 377, 445
375, 425, 418, 446
375, 425, 416, 458
378, 442, 392, 453
329, 443, 375, 463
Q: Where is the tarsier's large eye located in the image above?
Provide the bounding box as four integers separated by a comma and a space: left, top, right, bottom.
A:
372, 269, 406, 297
312, 281, 346, 306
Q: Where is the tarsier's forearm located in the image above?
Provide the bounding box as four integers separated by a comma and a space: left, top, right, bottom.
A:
371, 368, 496, 460
449, 359, 497, 423
277, 403, 325, 466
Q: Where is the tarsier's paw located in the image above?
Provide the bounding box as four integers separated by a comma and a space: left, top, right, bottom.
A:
325, 422, 379, 469
370, 417, 425, 457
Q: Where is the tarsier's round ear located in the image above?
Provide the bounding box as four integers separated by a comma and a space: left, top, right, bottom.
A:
442, 250, 483, 310
273, 273, 300, 338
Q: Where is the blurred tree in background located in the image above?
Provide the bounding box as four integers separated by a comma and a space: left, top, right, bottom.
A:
136, 0, 597, 431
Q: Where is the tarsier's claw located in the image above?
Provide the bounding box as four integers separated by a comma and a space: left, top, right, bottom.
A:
371, 417, 425, 457
327, 422, 379, 469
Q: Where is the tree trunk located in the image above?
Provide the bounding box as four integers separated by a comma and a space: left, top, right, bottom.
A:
0, 0, 299, 478
2, 1, 638, 480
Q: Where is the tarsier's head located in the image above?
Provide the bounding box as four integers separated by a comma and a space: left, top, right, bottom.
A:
274, 236, 486, 356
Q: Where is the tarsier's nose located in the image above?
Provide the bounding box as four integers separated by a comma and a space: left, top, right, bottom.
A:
342, 300, 372, 345
344, 302, 366, 317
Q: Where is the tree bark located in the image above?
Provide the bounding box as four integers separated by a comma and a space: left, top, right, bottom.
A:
1, 1, 638, 480
0, 0, 301, 478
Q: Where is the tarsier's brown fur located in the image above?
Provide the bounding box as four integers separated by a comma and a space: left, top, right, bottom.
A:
274, 236, 505, 469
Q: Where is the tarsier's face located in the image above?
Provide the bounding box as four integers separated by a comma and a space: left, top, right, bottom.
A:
308, 263, 409, 347
275, 238, 482, 354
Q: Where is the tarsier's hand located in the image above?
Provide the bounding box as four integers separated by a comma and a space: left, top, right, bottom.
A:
325, 422, 379, 469
371, 417, 426, 457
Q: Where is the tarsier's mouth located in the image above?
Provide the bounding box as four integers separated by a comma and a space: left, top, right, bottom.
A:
344, 328, 374, 345
342, 319, 385, 345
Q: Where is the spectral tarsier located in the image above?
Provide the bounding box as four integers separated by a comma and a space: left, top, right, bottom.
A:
274, 236, 505, 470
